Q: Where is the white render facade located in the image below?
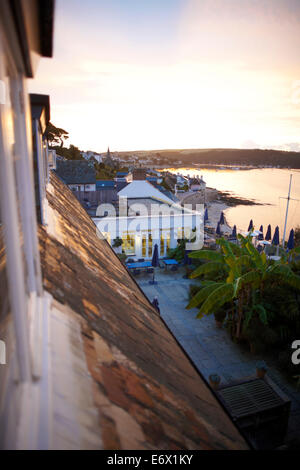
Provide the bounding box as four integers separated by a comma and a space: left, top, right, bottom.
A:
93, 203, 204, 259
93, 180, 204, 258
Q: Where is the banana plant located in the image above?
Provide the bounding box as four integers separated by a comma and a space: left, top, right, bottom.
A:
186, 236, 300, 338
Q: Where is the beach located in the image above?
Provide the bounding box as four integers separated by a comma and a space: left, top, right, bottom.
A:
177, 187, 245, 233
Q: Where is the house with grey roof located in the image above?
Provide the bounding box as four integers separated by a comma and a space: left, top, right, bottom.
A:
56, 160, 96, 192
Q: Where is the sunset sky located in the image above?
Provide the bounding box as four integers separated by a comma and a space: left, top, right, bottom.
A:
29, 0, 300, 153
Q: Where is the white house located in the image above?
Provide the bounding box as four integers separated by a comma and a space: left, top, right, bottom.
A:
81, 150, 103, 163
176, 174, 189, 187
93, 180, 204, 259
190, 175, 206, 192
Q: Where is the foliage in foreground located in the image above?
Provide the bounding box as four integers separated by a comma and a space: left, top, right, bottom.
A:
187, 234, 300, 378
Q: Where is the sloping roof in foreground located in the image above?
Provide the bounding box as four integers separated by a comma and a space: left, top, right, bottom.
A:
39, 172, 248, 450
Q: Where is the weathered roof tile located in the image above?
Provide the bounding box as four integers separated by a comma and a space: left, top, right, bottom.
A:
38, 172, 248, 450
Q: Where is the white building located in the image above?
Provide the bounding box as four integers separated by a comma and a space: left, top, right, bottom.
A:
81, 150, 103, 163
176, 174, 190, 187
93, 180, 204, 259
190, 175, 206, 192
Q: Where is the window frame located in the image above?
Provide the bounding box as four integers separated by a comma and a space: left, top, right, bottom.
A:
0, 26, 43, 382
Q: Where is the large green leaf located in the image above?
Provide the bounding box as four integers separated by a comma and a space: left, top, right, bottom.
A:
189, 261, 227, 279
218, 238, 235, 258
235, 255, 254, 269
186, 282, 224, 309
198, 283, 234, 317
257, 304, 268, 325
226, 268, 236, 284
244, 303, 268, 329
245, 241, 263, 268
261, 251, 267, 265
269, 264, 300, 290
227, 241, 245, 256
233, 270, 261, 297
188, 250, 224, 262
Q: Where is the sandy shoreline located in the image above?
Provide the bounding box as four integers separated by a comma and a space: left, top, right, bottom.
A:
177, 187, 245, 233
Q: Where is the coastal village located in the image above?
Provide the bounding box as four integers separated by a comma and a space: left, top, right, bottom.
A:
1, 0, 300, 454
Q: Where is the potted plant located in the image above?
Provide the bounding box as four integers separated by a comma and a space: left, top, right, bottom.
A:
209, 374, 221, 390
256, 360, 267, 378
112, 237, 123, 254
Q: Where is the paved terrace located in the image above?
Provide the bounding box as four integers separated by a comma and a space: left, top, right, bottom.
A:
134, 266, 300, 446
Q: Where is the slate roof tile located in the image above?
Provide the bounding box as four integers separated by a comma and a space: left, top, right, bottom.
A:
56, 160, 96, 185
37, 172, 248, 450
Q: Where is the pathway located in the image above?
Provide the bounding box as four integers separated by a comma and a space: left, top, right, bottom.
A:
136, 267, 300, 446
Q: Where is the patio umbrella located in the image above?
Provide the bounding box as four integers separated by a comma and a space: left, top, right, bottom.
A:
231, 225, 237, 239
204, 208, 209, 223
149, 243, 159, 284
272, 226, 280, 246
248, 219, 254, 231
265, 224, 272, 241
287, 229, 294, 251
219, 211, 225, 225
216, 222, 222, 236
258, 225, 264, 240
151, 297, 160, 314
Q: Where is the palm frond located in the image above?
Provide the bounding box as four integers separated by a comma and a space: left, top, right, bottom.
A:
198, 283, 234, 317
188, 250, 224, 262
269, 265, 300, 290
186, 282, 224, 309
189, 261, 227, 279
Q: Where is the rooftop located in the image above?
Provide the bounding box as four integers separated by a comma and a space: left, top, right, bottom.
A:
56, 160, 96, 185
118, 180, 175, 205
37, 171, 248, 449
96, 180, 116, 189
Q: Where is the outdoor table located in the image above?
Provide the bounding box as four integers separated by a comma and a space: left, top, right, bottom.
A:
126, 261, 152, 270
163, 259, 178, 270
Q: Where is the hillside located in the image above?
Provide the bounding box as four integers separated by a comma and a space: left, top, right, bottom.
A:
115, 148, 300, 168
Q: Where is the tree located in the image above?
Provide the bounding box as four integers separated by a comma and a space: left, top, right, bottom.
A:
46, 122, 69, 148
67, 145, 82, 160
187, 235, 300, 340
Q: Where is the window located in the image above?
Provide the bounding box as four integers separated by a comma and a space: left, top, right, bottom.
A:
177, 227, 184, 240
122, 231, 135, 255
160, 230, 164, 256
30, 94, 50, 225
0, 35, 43, 383
148, 233, 153, 257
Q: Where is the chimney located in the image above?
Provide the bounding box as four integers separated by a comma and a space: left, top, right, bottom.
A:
133, 168, 146, 180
